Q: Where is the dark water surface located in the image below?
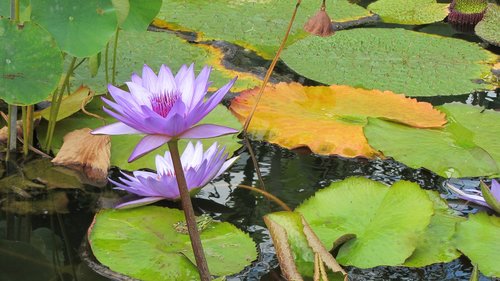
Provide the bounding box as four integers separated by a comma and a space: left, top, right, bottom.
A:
1, 15, 500, 281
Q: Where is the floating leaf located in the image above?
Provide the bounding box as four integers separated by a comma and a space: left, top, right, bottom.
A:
71, 30, 260, 94
296, 177, 434, 268
88, 206, 257, 280
367, 0, 449, 24
475, 4, 500, 47
36, 86, 92, 121
155, 0, 372, 58
454, 212, 500, 277
0, 18, 63, 105
38, 98, 242, 171
364, 103, 500, 178
31, 0, 118, 58
121, 0, 162, 31
281, 28, 497, 97
404, 191, 464, 267
22, 158, 83, 189
230, 83, 445, 157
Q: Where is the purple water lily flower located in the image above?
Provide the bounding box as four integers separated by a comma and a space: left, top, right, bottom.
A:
92, 64, 238, 162
111, 141, 238, 209
447, 180, 500, 211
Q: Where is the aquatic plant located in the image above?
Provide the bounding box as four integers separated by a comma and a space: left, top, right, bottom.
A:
92, 64, 238, 161
112, 141, 238, 208
448, 0, 488, 25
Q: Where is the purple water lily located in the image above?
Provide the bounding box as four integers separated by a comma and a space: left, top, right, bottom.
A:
92, 64, 238, 162
111, 141, 238, 209
447, 180, 500, 212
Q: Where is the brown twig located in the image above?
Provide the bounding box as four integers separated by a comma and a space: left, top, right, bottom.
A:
80, 91, 107, 125
237, 184, 292, 211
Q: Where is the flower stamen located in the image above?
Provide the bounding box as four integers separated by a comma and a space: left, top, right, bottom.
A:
150, 92, 179, 117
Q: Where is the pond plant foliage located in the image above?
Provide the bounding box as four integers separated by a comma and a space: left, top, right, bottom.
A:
0, 0, 499, 280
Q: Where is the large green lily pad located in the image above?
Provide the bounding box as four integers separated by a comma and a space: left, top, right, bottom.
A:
404, 191, 464, 267
475, 4, 500, 47
0, 18, 63, 105
31, 0, 118, 58
454, 212, 500, 277
88, 206, 257, 280
71, 30, 260, 94
281, 28, 497, 97
364, 103, 500, 178
121, 0, 162, 31
37, 98, 242, 171
155, 0, 372, 58
368, 0, 449, 25
296, 177, 434, 268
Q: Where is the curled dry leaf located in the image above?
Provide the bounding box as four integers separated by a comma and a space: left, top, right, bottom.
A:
52, 128, 110, 186
301, 216, 347, 279
231, 82, 446, 157
263, 215, 304, 281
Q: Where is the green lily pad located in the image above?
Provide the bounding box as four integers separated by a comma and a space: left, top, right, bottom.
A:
367, 0, 449, 25
281, 28, 497, 97
88, 206, 257, 280
121, 0, 162, 31
37, 98, 242, 171
454, 212, 500, 277
364, 103, 500, 178
0, 18, 63, 105
155, 0, 372, 58
475, 4, 500, 47
404, 191, 464, 267
31, 0, 118, 57
296, 177, 434, 268
71, 29, 260, 94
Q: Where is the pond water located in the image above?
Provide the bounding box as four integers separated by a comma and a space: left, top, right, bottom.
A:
1, 14, 499, 281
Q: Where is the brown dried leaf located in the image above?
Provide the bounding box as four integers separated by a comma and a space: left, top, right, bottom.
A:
263, 216, 304, 281
52, 128, 110, 186
0, 121, 23, 143
301, 216, 347, 278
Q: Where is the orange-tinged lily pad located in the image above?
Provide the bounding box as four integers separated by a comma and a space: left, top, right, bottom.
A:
230, 83, 446, 157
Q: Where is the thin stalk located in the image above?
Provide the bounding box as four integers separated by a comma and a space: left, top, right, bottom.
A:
111, 28, 120, 85
244, 136, 266, 188
167, 140, 211, 281
105, 42, 110, 84
45, 57, 77, 151
242, 0, 302, 132
241, 0, 302, 191
21, 106, 28, 156
237, 184, 292, 211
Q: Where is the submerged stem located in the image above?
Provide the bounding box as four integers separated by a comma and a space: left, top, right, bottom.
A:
167, 140, 211, 281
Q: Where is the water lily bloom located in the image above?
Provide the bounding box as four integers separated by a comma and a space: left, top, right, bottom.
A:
92, 64, 238, 162
447, 180, 500, 212
111, 141, 238, 209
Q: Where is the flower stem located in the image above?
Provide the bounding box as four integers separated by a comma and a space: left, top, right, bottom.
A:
111, 28, 120, 85
167, 140, 211, 281
237, 184, 292, 211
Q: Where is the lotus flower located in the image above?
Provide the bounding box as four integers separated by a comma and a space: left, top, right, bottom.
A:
111, 141, 238, 208
92, 64, 238, 162
447, 180, 500, 213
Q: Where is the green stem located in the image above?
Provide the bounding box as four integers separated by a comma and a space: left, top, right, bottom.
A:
105, 42, 110, 84
111, 28, 120, 85
44, 57, 77, 152
167, 140, 211, 281
21, 106, 28, 156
